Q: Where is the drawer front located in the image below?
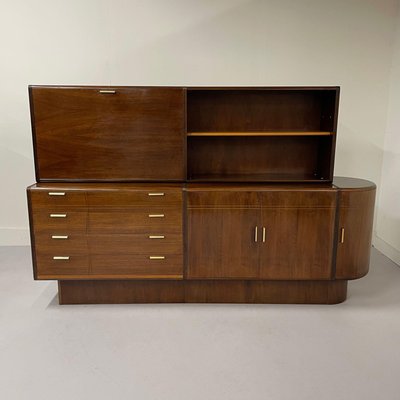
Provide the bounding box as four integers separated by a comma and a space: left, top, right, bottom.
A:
187, 190, 260, 208
35, 253, 89, 277
32, 210, 87, 232
90, 254, 183, 277
88, 234, 182, 254
30, 189, 87, 208
259, 191, 336, 208
30, 86, 185, 181
34, 233, 88, 254
87, 189, 182, 207
87, 210, 182, 234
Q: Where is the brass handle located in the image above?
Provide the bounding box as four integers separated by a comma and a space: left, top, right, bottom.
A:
148, 192, 165, 196
99, 90, 116, 94
148, 214, 165, 218
340, 228, 345, 243
53, 256, 70, 260
50, 214, 67, 218
254, 226, 258, 242
52, 235, 69, 239
149, 235, 165, 239
149, 256, 165, 260
48, 192, 65, 196
262, 227, 266, 243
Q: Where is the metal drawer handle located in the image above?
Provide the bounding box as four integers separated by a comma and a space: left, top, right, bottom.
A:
148, 192, 165, 196
262, 227, 266, 243
340, 228, 345, 243
48, 192, 65, 196
148, 214, 165, 218
149, 235, 165, 239
99, 90, 116, 94
254, 226, 258, 242
149, 256, 165, 260
53, 256, 70, 260
50, 214, 67, 218
52, 235, 69, 239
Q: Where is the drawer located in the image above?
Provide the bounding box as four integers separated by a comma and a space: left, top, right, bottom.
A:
35, 253, 89, 277
32, 210, 87, 232
259, 191, 336, 208
90, 254, 183, 277
88, 234, 182, 254
34, 233, 88, 254
87, 209, 182, 234
87, 188, 182, 208
30, 189, 87, 208
187, 190, 260, 208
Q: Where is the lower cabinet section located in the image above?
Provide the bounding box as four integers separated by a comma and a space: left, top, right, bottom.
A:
187, 188, 336, 280
27, 179, 376, 304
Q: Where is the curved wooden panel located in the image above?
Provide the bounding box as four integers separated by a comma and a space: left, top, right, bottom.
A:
335, 179, 376, 279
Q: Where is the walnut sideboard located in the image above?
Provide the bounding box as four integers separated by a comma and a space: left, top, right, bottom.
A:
27, 86, 376, 304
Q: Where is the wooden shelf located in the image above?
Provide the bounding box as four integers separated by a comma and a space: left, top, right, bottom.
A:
188, 173, 329, 183
187, 131, 333, 137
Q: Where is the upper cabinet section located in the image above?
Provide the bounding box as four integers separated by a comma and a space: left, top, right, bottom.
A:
29, 86, 339, 183
29, 86, 185, 181
186, 87, 339, 183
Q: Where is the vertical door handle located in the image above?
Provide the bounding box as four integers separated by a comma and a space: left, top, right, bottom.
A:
254, 226, 258, 242
262, 227, 266, 243
340, 228, 345, 243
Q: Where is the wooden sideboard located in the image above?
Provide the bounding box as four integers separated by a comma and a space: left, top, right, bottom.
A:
27, 86, 375, 304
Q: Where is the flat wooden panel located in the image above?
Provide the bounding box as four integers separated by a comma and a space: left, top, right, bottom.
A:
90, 254, 183, 276
259, 207, 335, 279
87, 209, 182, 234
35, 233, 88, 254
36, 254, 89, 277
188, 190, 260, 208
30, 189, 87, 208
336, 188, 376, 279
87, 188, 182, 207
31, 87, 185, 181
59, 280, 185, 304
187, 136, 331, 182
88, 234, 182, 254
32, 210, 87, 232
259, 190, 336, 208
58, 279, 347, 305
187, 89, 338, 132
187, 208, 260, 278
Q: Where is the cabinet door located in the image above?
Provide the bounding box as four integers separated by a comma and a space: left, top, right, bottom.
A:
335, 188, 376, 279
30, 87, 185, 181
187, 208, 260, 278
259, 191, 336, 280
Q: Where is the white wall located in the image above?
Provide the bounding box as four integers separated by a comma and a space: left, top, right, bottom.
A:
376, 9, 400, 265
0, 0, 399, 250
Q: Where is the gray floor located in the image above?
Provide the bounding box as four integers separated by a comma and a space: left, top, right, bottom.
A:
0, 247, 399, 400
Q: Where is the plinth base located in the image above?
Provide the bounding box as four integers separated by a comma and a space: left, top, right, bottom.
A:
58, 279, 347, 305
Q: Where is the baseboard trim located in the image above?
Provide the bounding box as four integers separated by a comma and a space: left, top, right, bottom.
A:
373, 234, 400, 266
0, 228, 30, 246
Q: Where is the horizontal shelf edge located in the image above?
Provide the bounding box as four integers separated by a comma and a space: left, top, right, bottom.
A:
187, 131, 333, 137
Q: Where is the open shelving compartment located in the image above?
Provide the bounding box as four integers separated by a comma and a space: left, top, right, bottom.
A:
186, 87, 339, 182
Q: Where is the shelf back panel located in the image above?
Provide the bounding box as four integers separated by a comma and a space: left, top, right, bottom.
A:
187, 89, 338, 133
187, 136, 333, 182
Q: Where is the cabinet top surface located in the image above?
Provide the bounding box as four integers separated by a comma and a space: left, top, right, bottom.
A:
29, 85, 340, 91
27, 177, 375, 192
